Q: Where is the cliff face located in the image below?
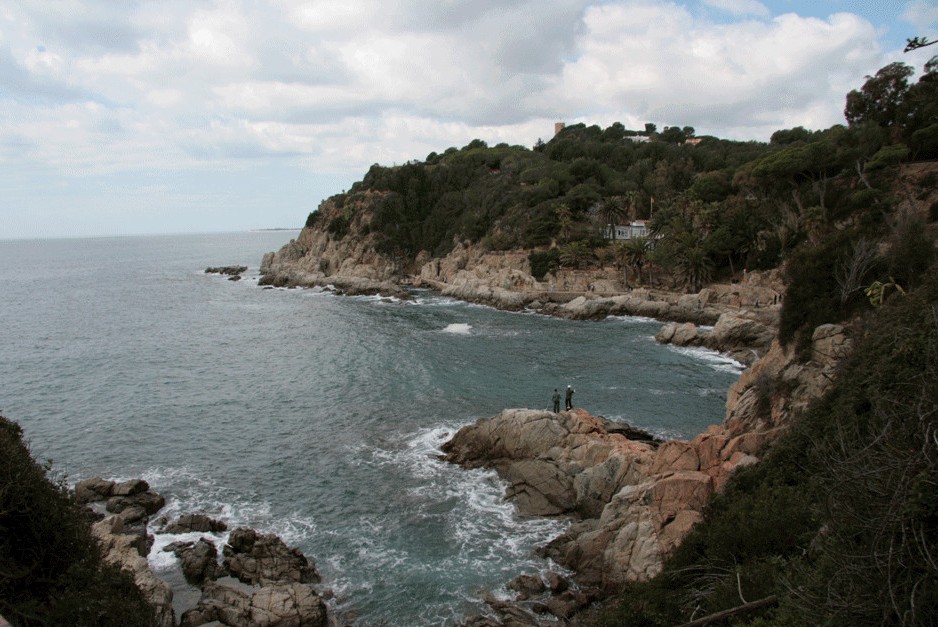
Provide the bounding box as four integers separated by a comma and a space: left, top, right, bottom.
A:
260, 193, 406, 296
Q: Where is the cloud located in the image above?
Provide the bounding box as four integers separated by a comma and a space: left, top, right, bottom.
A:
0, 0, 900, 238
548, 3, 883, 138
901, 0, 938, 30
703, 0, 770, 18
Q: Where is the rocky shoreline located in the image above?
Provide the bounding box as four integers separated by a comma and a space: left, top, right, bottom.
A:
438, 322, 850, 624
260, 231, 783, 365
76, 477, 333, 627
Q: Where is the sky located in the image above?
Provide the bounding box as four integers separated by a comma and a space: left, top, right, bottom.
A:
1, 1, 936, 239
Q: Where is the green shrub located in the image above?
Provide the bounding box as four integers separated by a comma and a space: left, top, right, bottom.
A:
327, 215, 350, 239
0, 415, 157, 626
528, 249, 560, 280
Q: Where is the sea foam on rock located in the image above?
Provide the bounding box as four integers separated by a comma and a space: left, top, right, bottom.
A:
75, 477, 332, 627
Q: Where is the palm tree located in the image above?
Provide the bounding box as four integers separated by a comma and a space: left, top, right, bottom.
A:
621, 237, 649, 285
559, 241, 594, 269
556, 203, 573, 243
597, 197, 627, 240
676, 244, 714, 292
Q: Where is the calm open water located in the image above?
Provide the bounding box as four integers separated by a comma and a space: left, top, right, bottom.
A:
0, 231, 741, 625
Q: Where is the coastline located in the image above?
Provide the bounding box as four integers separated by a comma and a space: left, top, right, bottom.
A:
250, 230, 855, 624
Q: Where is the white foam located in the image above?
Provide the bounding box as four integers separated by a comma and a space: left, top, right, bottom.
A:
138, 466, 318, 572
371, 423, 567, 570
608, 314, 659, 325
441, 323, 472, 335
666, 344, 746, 373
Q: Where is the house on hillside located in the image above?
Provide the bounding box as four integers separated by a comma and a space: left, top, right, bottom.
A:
605, 220, 653, 241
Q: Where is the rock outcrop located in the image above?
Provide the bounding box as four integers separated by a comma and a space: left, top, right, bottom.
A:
655, 312, 775, 364
180, 527, 327, 627
93, 516, 175, 626
205, 266, 248, 279
262, 226, 783, 356
77, 477, 333, 627
180, 580, 328, 627
222, 527, 321, 587
443, 323, 850, 592
259, 194, 408, 298
164, 538, 227, 585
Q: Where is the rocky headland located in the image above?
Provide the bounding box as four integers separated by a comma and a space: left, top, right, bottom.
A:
439, 322, 850, 623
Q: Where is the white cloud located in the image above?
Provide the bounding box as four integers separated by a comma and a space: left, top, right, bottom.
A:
901, 0, 938, 30
548, 3, 883, 138
703, 0, 770, 18
0, 0, 904, 237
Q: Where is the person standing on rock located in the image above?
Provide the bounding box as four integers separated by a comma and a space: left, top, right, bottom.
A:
565, 385, 575, 410
551, 389, 561, 413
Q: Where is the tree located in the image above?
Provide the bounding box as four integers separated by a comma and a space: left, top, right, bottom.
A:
676, 241, 714, 292
597, 197, 628, 240
904, 36, 937, 52
619, 237, 650, 285
559, 241, 594, 269
844, 62, 914, 138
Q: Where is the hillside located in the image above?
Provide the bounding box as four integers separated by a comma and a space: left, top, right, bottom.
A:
266, 57, 937, 351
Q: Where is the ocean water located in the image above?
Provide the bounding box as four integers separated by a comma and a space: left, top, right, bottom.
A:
0, 231, 743, 625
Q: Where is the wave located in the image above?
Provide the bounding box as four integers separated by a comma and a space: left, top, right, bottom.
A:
137, 467, 318, 575
607, 314, 660, 325
666, 345, 746, 373
441, 323, 473, 335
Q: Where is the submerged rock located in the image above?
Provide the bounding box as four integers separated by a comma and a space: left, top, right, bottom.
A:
161, 512, 228, 534
205, 265, 248, 276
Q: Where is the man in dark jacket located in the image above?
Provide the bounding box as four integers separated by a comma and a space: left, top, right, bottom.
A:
551, 389, 561, 413
565, 385, 575, 410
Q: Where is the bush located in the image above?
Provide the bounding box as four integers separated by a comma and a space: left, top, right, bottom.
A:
529, 249, 560, 280
327, 215, 350, 239
0, 415, 157, 626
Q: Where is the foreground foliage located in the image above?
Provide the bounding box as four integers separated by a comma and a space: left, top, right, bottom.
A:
0, 415, 157, 626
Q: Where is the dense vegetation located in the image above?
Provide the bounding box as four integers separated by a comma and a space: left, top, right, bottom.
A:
309, 57, 937, 353
0, 415, 157, 626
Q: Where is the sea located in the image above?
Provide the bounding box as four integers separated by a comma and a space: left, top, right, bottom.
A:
0, 231, 743, 625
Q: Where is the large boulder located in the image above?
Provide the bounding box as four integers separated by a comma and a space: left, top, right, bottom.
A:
223, 527, 321, 586
74, 477, 116, 503
164, 538, 226, 585
441, 409, 655, 518
180, 580, 327, 627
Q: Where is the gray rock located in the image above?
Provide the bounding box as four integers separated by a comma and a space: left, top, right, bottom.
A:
180, 580, 327, 627
74, 477, 115, 503
112, 479, 150, 497
222, 527, 320, 586
161, 513, 228, 534
164, 538, 225, 585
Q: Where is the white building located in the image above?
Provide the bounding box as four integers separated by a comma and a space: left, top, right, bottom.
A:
606, 220, 652, 240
